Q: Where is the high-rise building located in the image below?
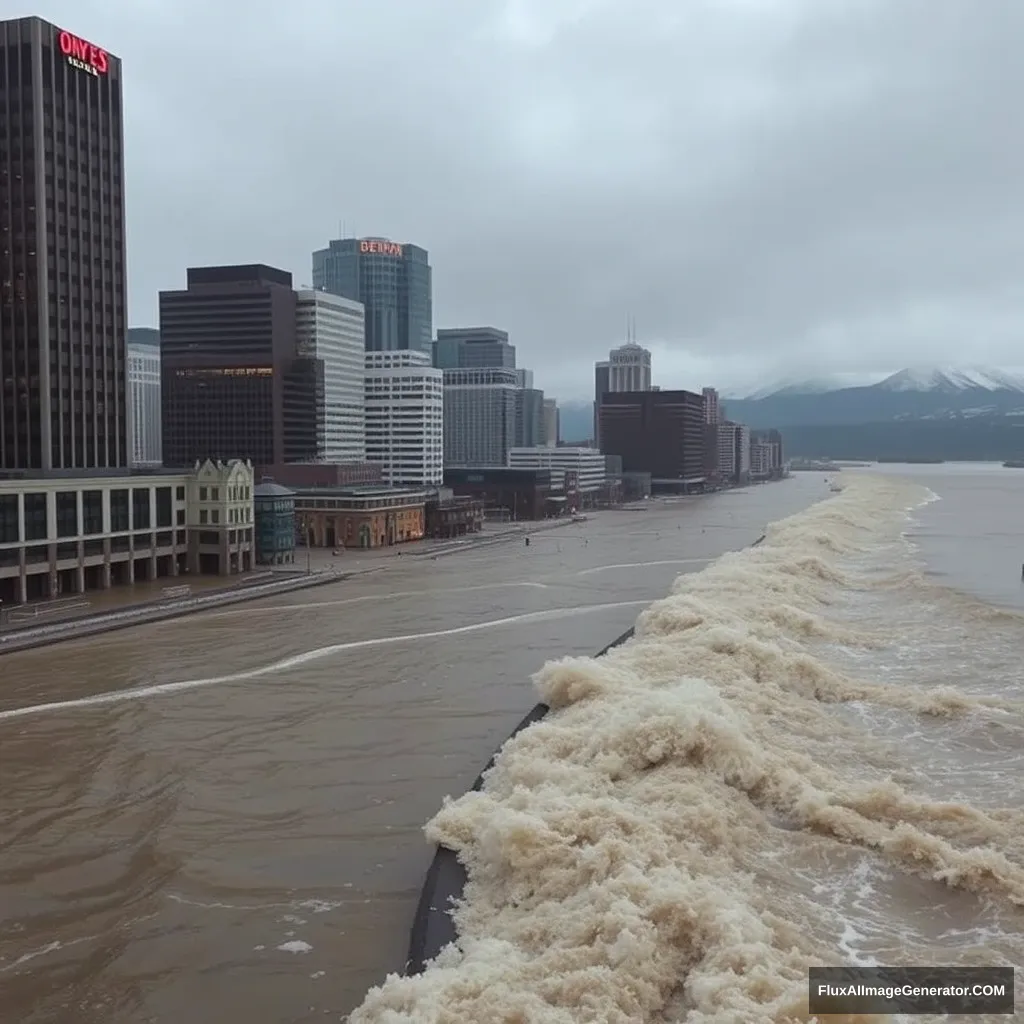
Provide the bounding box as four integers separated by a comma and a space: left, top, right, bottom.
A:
443, 367, 518, 467
718, 421, 751, 483
515, 387, 545, 449
608, 342, 652, 393
512, 367, 544, 447
542, 398, 559, 447
159, 265, 303, 468
364, 350, 443, 487
593, 361, 610, 448
312, 237, 432, 355
599, 389, 704, 483
295, 290, 366, 463
127, 329, 161, 466
0, 17, 128, 472
702, 386, 721, 425
434, 327, 516, 370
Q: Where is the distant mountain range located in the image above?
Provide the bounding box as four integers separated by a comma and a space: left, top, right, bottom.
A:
723, 366, 1024, 428
556, 366, 1024, 459
726, 366, 1024, 461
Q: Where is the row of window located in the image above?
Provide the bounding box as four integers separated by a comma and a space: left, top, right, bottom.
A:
0, 485, 181, 543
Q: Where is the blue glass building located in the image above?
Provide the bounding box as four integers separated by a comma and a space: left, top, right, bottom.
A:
253, 480, 296, 565
312, 238, 432, 355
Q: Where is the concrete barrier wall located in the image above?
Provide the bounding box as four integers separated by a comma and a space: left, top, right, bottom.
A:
404, 534, 767, 974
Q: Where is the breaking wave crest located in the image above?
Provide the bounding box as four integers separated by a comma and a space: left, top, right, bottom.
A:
349, 475, 1024, 1024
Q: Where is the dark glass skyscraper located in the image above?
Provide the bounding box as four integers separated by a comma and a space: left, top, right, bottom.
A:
311, 237, 431, 354
159, 265, 320, 469
0, 16, 127, 472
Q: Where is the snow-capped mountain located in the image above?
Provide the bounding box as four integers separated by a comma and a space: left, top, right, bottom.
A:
877, 366, 1024, 393
722, 365, 1024, 429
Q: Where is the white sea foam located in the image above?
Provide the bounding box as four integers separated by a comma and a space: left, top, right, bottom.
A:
348, 474, 1024, 1024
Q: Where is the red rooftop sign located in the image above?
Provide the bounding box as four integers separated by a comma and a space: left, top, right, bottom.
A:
57, 29, 109, 76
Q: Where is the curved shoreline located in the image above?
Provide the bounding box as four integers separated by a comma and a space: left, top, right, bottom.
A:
404, 533, 768, 975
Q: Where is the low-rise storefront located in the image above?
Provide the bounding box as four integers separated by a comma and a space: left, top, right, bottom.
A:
293, 486, 430, 549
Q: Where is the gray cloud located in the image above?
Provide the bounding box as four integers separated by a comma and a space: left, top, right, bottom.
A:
38, 0, 1024, 397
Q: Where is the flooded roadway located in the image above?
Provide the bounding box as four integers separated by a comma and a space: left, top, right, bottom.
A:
0, 479, 819, 1024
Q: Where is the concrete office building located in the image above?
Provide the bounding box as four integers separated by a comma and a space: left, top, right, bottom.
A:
702, 386, 722, 425
312, 237, 432, 355
160, 264, 324, 468
608, 341, 653, 393
364, 351, 443, 487
0, 17, 128, 472
443, 367, 518, 467
127, 329, 162, 466
0, 458, 254, 606
434, 327, 515, 370
599, 389, 706, 488
718, 421, 751, 484
295, 290, 366, 463
508, 446, 606, 494
543, 398, 559, 447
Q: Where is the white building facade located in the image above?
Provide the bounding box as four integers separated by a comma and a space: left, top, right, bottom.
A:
508, 446, 606, 493
717, 422, 751, 483
702, 386, 721, 425
128, 338, 162, 466
608, 342, 652, 393
443, 367, 518, 467
295, 289, 367, 463
750, 440, 774, 477
0, 459, 254, 608
365, 350, 444, 486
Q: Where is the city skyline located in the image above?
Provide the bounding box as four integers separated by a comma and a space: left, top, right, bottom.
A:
16, 0, 1021, 402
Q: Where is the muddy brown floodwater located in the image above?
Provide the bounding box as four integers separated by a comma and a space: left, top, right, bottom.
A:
0, 480, 819, 1024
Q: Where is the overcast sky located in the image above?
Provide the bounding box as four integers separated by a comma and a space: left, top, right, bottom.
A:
28, 0, 1024, 400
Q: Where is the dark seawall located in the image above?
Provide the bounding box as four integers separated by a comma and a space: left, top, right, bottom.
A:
405, 534, 767, 974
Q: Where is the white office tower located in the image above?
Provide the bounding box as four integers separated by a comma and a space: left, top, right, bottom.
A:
365, 350, 443, 486
127, 330, 162, 466
702, 386, 721, 424
608, 342, 652, 392
718, 421, 751, 482
295, 290, 367, 462
443, 367, 518, 466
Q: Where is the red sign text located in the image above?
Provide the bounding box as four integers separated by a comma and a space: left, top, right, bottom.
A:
58, 30, 109, 76
359, 240, 403, 257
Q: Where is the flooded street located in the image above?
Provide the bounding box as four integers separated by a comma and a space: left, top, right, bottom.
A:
0, 480, 818, 1024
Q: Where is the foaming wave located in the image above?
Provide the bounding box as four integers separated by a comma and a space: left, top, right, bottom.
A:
349, 476, 1023, 1023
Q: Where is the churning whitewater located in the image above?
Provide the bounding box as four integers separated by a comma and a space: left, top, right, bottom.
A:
349, 475, 1024, 1024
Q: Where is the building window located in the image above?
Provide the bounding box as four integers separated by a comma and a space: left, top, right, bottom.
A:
23, 493, 48, 542
132, 488, 151, 530
56, 492, 78, 538
211, 509, 220, 524
155, 487, 172, 528
176, 509, 185, 526
211, 487, 219, 501
0, 496, 18, 544
199, 487, 208, 501
82, 490, 103, 535
200, 510, 208, 525
176, 486, 185, 501
110, 489, 129, 532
